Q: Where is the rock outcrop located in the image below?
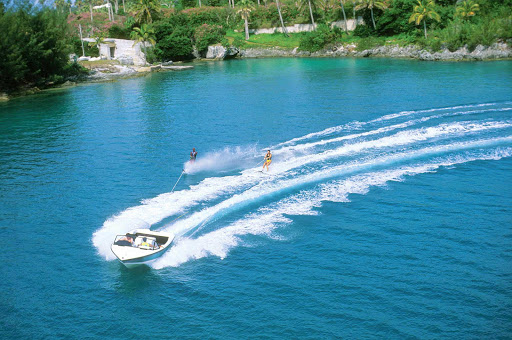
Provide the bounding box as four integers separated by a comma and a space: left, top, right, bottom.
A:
205, 45, 239, 59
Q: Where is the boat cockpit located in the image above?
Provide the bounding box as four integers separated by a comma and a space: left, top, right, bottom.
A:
113, 234, 165, 250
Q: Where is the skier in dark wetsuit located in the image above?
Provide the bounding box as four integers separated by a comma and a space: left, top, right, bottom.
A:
190, 148, 198, 162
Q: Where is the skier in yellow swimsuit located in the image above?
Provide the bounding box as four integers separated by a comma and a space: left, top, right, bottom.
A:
262, 150, 272, 171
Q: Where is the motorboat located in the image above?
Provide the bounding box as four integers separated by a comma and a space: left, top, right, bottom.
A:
111, 229, 174, 268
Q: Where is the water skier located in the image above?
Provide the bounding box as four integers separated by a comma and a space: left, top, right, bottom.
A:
262, 150, 272, 171
190, 148, 197, 163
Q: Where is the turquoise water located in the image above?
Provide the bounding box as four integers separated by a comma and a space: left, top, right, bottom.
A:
1, 58, 512, 339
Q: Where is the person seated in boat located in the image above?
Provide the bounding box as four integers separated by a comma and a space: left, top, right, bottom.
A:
140, 237, 157, 249
133, 236, 143, 247
140, 237, 150, 248
115, 236, 133, 246
120, 236, 133, 244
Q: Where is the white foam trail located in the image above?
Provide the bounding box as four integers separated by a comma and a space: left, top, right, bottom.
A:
183, 145, 260, 174
161, 136, 512, 242
93, 120, 511, 260
273, 102, 503, 147
272, 121, 365, 147
153, 146, 512, 268
273, 108, 512, 154
369, 102, 500, 123
270, 120, 512, 173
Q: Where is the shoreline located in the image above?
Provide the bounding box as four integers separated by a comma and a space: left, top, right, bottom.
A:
240, 42, 512, 61
1, 42, 510, 102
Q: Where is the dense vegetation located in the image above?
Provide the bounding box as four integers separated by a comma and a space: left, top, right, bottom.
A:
66, 0, 512, 59
0, 3, 88, 93
0, 0, 511, 93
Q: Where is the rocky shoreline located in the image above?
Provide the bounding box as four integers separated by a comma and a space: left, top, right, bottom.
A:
71, 41, 512, 83
1, 42, 510, 102
237, 42, 512, 61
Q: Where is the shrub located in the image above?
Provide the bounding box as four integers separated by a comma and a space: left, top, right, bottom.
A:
426, 37, 443, 51
376, 0, 415, 36
124, 16, 137, 31
353, 24, 374, 38
182, 6, 233, 28
232, 36, 247, 49
153, 18, 195, 61
298, 24, 341, 52
433, 18, 501, 52
70, 37, 99, 57
155, 34, 194, 61
62, 62, 90, 80
145, 48, 158, 64
108, 24, 130, 39
355, 36, 386, 51
0, 7, 71, 92
194, 23, 226, 55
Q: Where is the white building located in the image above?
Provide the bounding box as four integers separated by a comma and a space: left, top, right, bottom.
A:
83, 38, 150, 66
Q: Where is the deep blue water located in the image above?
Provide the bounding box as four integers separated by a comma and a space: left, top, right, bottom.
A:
1, 58, 511, 339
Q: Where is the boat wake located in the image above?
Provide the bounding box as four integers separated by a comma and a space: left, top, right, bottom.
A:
92, 101, 512, 268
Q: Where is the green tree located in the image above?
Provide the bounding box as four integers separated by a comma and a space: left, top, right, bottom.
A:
131, 24, 157, 64
355, 0, 388, 30
299, 0, 318, 28
275, 0, 289, 36
352, 0, 358, 28
409, 0, 441, 38
339, 0, 348, 33
132, 0, 160, 24
237, 0, 255, 40
455, 0, 479, 20
0, 7, 72, 92
86, 0, 103, 22
88, 33, 105, 50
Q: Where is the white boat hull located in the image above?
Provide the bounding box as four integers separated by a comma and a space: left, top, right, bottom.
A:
111, 229, 174, 268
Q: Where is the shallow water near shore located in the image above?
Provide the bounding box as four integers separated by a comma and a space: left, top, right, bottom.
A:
1, 58, 511, 339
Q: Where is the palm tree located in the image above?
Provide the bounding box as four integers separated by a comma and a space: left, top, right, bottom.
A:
352, 0, 359, 27
131, 24, 157, 65
355, 0, 388, 30
352, 0, 358, 28
87, 0, 103, 23
455, 0, 479, 20
237, 0, 255, 40
133, 0, 161, 24
340, 0, 348, 33
88, 34, 105, 52
409, 0, 440, 39
53, 0, 68, 13
298, 0, 317, 29
88, 0, 94, 22
308, 0, 316, 29
275, 0, 289, 36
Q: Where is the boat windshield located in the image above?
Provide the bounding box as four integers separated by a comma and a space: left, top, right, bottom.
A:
113, 235, 135, 247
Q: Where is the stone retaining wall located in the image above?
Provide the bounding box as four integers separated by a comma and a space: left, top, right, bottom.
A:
247, 18, 363, 35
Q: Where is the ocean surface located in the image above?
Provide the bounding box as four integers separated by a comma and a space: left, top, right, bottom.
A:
1, 58, 511, 339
